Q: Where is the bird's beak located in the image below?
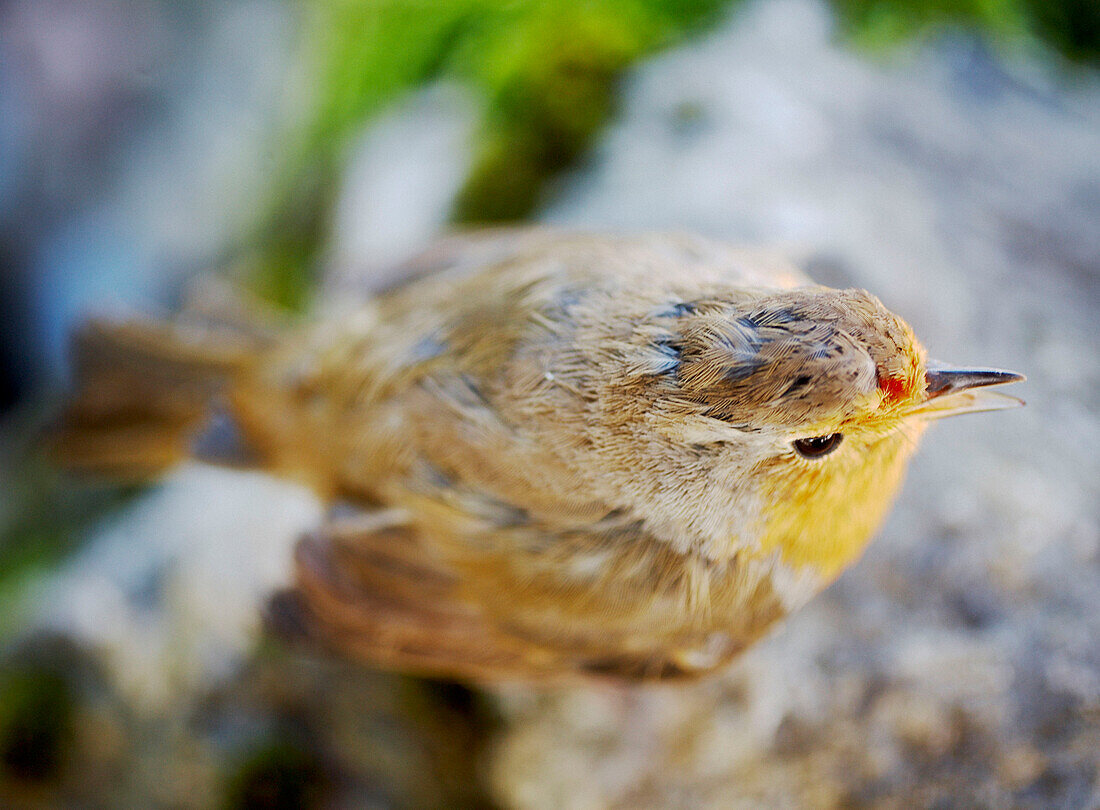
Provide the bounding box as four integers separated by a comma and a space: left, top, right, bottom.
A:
907, 361, 1025, 419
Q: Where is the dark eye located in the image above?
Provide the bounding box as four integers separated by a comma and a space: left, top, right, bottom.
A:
792, 433, 843, 459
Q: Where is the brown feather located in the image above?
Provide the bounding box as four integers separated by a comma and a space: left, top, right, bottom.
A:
51, 318, 261, 478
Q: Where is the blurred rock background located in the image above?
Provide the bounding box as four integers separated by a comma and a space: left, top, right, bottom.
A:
1, 0, 1099, 807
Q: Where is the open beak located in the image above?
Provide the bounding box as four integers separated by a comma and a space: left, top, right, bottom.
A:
907, 361, 1025, 419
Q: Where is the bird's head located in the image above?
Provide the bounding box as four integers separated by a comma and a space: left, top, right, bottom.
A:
593, 286, 1023, 594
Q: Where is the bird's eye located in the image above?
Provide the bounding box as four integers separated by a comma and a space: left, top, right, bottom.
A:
792, 433, 843, 459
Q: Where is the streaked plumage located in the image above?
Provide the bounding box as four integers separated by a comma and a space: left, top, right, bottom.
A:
55, 229, 1023, 682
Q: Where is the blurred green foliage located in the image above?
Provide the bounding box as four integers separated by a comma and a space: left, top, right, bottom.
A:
1027, 0, 1100, 61
221, 737, 329, 810
0, 638, 103, 798
832, 0, 1100, 58
251, 0, 731, 308
250, 0, 1098, 310
0, 669, 73, 784
250, 0, 1099, 309
0, 457, 140, 642
833, 0, 1031, 50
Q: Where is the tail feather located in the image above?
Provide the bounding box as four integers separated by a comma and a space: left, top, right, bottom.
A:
52, 316, 262, 479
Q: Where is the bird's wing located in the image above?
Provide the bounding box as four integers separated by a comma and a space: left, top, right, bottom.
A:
267, 508, 743, 684
268, 511, 577, 683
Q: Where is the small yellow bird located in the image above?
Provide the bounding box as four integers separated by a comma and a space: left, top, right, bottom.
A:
55, 229, 1023, 682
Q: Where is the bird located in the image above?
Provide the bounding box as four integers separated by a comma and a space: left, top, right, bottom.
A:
53, 228, 1024, 683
